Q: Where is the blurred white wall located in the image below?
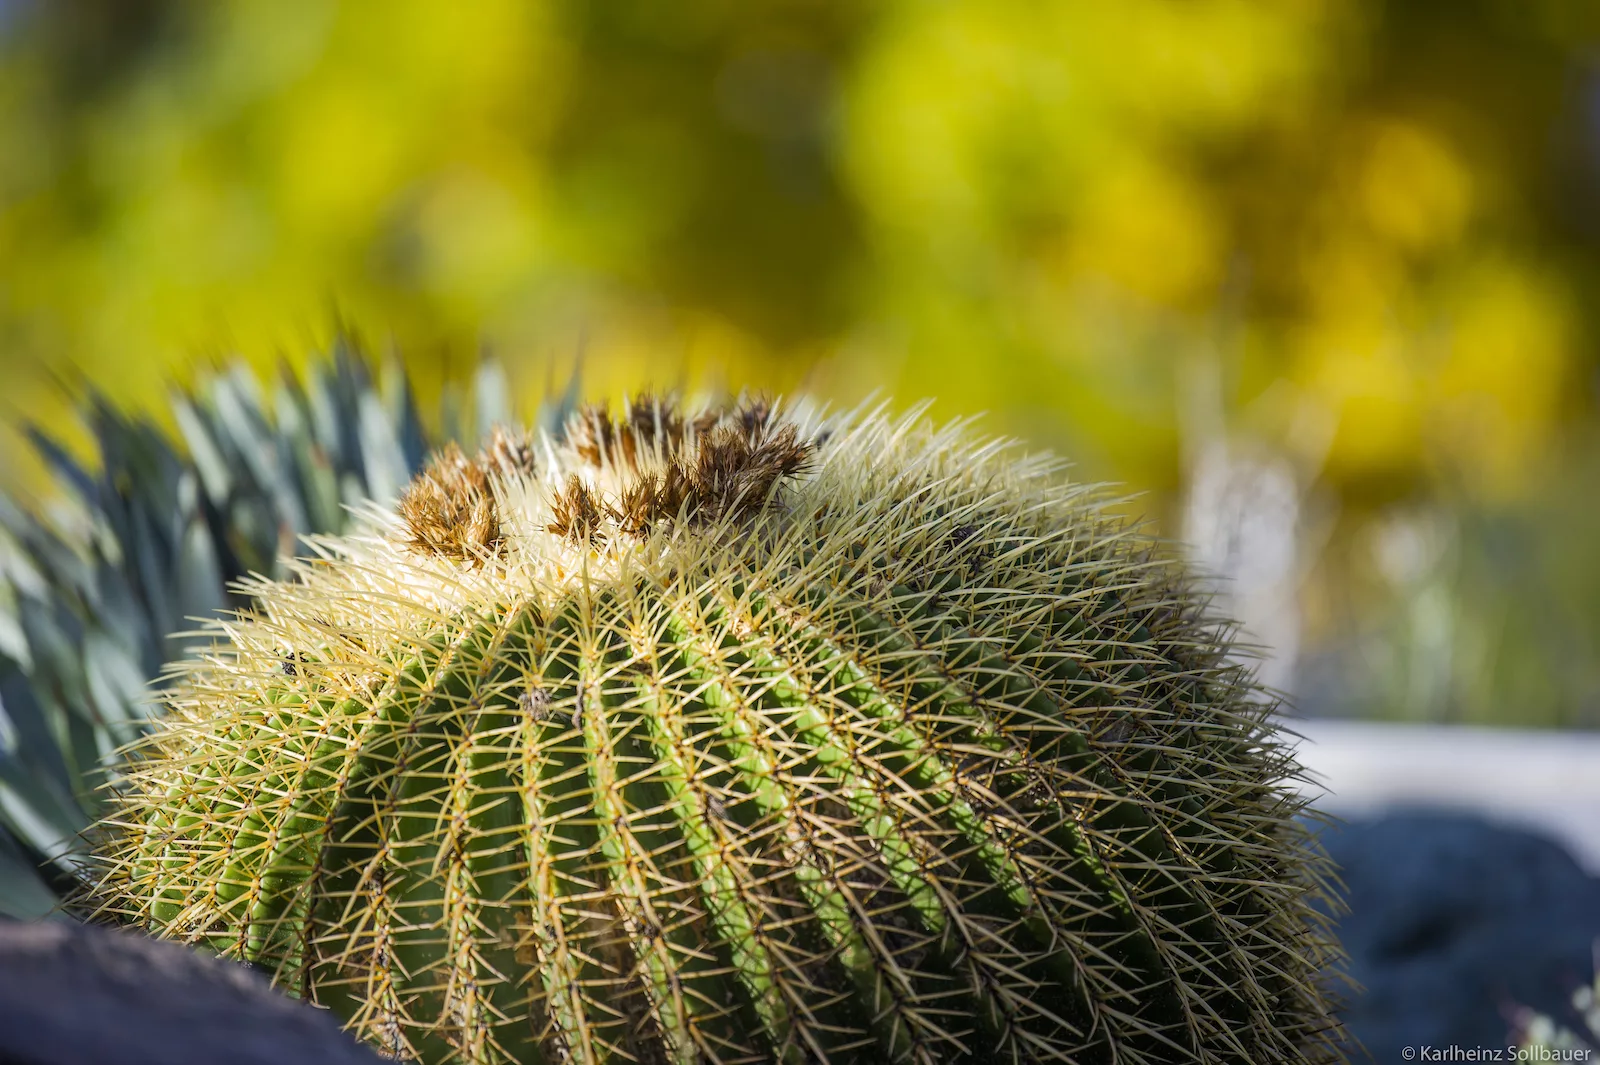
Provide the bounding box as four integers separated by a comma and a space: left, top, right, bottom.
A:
1289, 718, 1600, 873
1183, 439, 1304, 696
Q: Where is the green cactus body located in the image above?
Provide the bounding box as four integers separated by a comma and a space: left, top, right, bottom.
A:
90, 397, 1342, 1064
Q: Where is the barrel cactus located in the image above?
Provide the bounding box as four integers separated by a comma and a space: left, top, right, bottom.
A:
86, 395, 1342, 1064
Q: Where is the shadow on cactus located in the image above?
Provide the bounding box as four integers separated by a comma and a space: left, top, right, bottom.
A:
82, 394, 1344, 1064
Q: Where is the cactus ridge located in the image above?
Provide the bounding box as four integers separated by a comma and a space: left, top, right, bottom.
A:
86, 397, 1342, 1064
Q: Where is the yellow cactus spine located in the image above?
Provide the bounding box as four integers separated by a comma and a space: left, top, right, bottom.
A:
88, 395, 1343, 1064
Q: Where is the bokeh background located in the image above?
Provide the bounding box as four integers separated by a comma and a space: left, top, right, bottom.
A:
2, 0, 1598, 728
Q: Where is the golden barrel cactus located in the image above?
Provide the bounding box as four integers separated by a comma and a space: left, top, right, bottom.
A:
88, 396, 1342, 1064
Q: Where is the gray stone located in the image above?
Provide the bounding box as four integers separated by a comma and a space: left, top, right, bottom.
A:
0, 918, 385, 1065
1318, 812, 1600, 1062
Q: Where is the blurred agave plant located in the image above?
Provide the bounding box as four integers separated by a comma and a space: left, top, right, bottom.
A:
0, 343, 575, 917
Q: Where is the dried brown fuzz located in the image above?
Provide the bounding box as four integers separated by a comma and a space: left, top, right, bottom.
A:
479, 424, 539, 477
397, 392, 818, 549
547, 475, 607, 543
397, 444, 502, 563
563, 393, 784, 472
567, 394, 693, 473
620, 393, 687, 466
730, 395, 775, 438
567, 404, 618, 466
611, 475, 663, 540
542, 392, 816, 543
687, 421, 812, 523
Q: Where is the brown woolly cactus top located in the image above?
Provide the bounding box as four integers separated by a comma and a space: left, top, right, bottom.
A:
397, 395, 816, 566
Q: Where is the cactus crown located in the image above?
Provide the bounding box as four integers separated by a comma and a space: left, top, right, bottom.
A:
88, 395, 1342, 1065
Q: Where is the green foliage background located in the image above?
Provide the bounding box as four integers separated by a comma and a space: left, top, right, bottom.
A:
2, 0, 1599, 726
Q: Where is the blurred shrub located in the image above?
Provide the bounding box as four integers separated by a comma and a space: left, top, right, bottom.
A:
2, 0, 1598, 723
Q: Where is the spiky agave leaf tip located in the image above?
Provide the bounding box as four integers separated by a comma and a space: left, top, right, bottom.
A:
85, 392, 1344, 1065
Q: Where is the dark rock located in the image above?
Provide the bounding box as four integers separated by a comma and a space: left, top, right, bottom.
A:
0, 917, 385, 1065
1318, 811, 1600, 1063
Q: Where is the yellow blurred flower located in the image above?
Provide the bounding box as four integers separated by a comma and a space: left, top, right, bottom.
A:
1434, 256, 1571, 495
1062, 157, 1222, 308
1297, 317, 1424, 485
1357, 121, 1473, 254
